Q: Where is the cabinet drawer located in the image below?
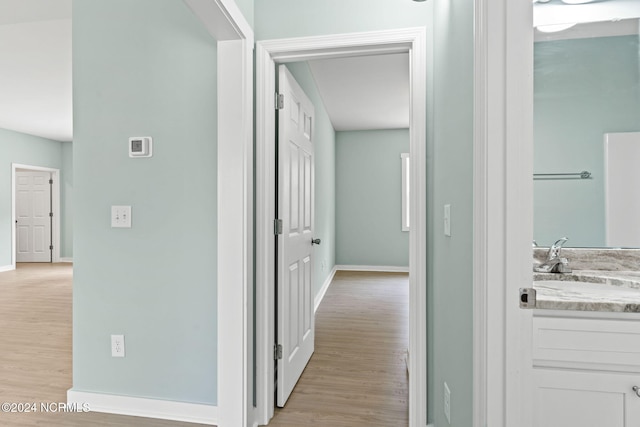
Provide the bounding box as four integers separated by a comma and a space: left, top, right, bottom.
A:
533, 316, 640, 372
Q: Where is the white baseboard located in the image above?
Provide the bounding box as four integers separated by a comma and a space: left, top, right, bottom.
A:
0, 265, 15, 273
59, 258, 73, 263
335, 264, 409, 273
67, 389, 217, 425
314, 265, 337, 312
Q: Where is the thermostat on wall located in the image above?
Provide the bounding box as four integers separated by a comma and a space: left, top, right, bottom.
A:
129, 137, 153, 158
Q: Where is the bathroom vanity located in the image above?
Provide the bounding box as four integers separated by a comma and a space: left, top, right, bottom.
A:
531, 249, 640, 427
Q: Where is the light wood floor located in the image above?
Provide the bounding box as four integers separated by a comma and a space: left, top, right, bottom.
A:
0, 263, 208, 427
0, 265, 408, 427
268, 270, 409, 427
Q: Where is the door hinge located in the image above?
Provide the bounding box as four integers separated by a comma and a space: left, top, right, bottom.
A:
519, 288, 537, 309
49, 212, 53, 218
49, 245, 54, 251
274, 219, 283, 235
274, 344, 283, 360
49, 179, 53, 185
276, 93, 284, 110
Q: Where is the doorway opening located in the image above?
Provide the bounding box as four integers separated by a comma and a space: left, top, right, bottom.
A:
255, 28, 427, 426
11, 163, 62, 269
272, 55, 412, 415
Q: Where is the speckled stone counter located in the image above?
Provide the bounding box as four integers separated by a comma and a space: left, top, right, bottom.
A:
533, 247, 640, 271
532, 248, 640, 312
534, 278, 640, 312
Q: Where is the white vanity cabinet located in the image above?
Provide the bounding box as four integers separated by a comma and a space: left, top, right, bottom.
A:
533, 311, 640, 427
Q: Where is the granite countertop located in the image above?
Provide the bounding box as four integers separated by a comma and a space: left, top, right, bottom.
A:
533, 271, 640, 312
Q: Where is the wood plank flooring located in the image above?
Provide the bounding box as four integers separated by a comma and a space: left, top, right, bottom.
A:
0, 265, 408, 426
268, 270, 409, 427
0, 263, 208, 427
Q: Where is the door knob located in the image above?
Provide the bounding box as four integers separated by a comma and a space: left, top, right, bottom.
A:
311, 238, 321, 245
633, 386, 640, 398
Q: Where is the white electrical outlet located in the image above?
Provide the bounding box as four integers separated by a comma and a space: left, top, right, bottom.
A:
444, 204, 451, 237
444, 381, 451, 424
111, 334, 125, 357
111, 206, 132, 228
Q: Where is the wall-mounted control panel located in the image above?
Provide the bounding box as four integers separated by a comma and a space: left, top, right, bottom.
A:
129, 136, 153, 158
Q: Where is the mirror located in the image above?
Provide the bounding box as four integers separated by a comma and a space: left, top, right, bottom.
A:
533, 1, 640, 248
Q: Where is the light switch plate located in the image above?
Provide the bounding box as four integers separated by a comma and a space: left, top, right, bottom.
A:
111, 206, 132, 228
444, 204, 451, 237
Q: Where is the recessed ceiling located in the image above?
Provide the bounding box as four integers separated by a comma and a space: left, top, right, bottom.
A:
307, 53, 410, 132
0, 0, 71, 142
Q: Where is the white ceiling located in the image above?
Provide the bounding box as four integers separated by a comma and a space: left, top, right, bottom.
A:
307, 53, 410, 132
0, 0, 71, 142
0, 0, 70, 25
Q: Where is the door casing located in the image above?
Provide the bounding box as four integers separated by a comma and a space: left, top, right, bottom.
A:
11, 163, 61, 269
255, 27, 428, 426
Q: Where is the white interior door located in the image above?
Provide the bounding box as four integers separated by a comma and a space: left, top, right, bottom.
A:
276, 64, 316, 407
16, 171, 52, 263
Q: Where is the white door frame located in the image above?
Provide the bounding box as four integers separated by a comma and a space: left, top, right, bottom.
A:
473, 0, 534, 426
182, 1, 254, 426
11, 163, 61, 269
255, 27, 427, 426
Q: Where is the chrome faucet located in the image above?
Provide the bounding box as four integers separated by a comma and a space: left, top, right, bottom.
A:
534, 237, 572, 273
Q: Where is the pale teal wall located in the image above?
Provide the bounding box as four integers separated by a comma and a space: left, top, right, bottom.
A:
534, 35, 640, 247
430, 0, 474, 425
234, 0, 253, 29
335, 129, 409, 267
0, 128, 68, 267
285, 62, 336, 296
73, 0, 218, 404
61, 142, 73, 258
255, 0, 430, 40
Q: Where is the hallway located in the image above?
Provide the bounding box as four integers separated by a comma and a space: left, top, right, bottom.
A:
268, 270, 409, 426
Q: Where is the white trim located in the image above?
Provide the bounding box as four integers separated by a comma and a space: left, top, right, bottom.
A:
66, 390, 217, 425
0, 265, 14, 273
183, 0, 253, 45
255, 27, 427, 427
59, 257, 73, 263
314, 266, 337, 312
474, 0, 534, 426
473, 0, 489, 424
11, 163, 62, 268
217, 39, 254, 427
335, 265, 410, 273
401, 152, 410, 232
